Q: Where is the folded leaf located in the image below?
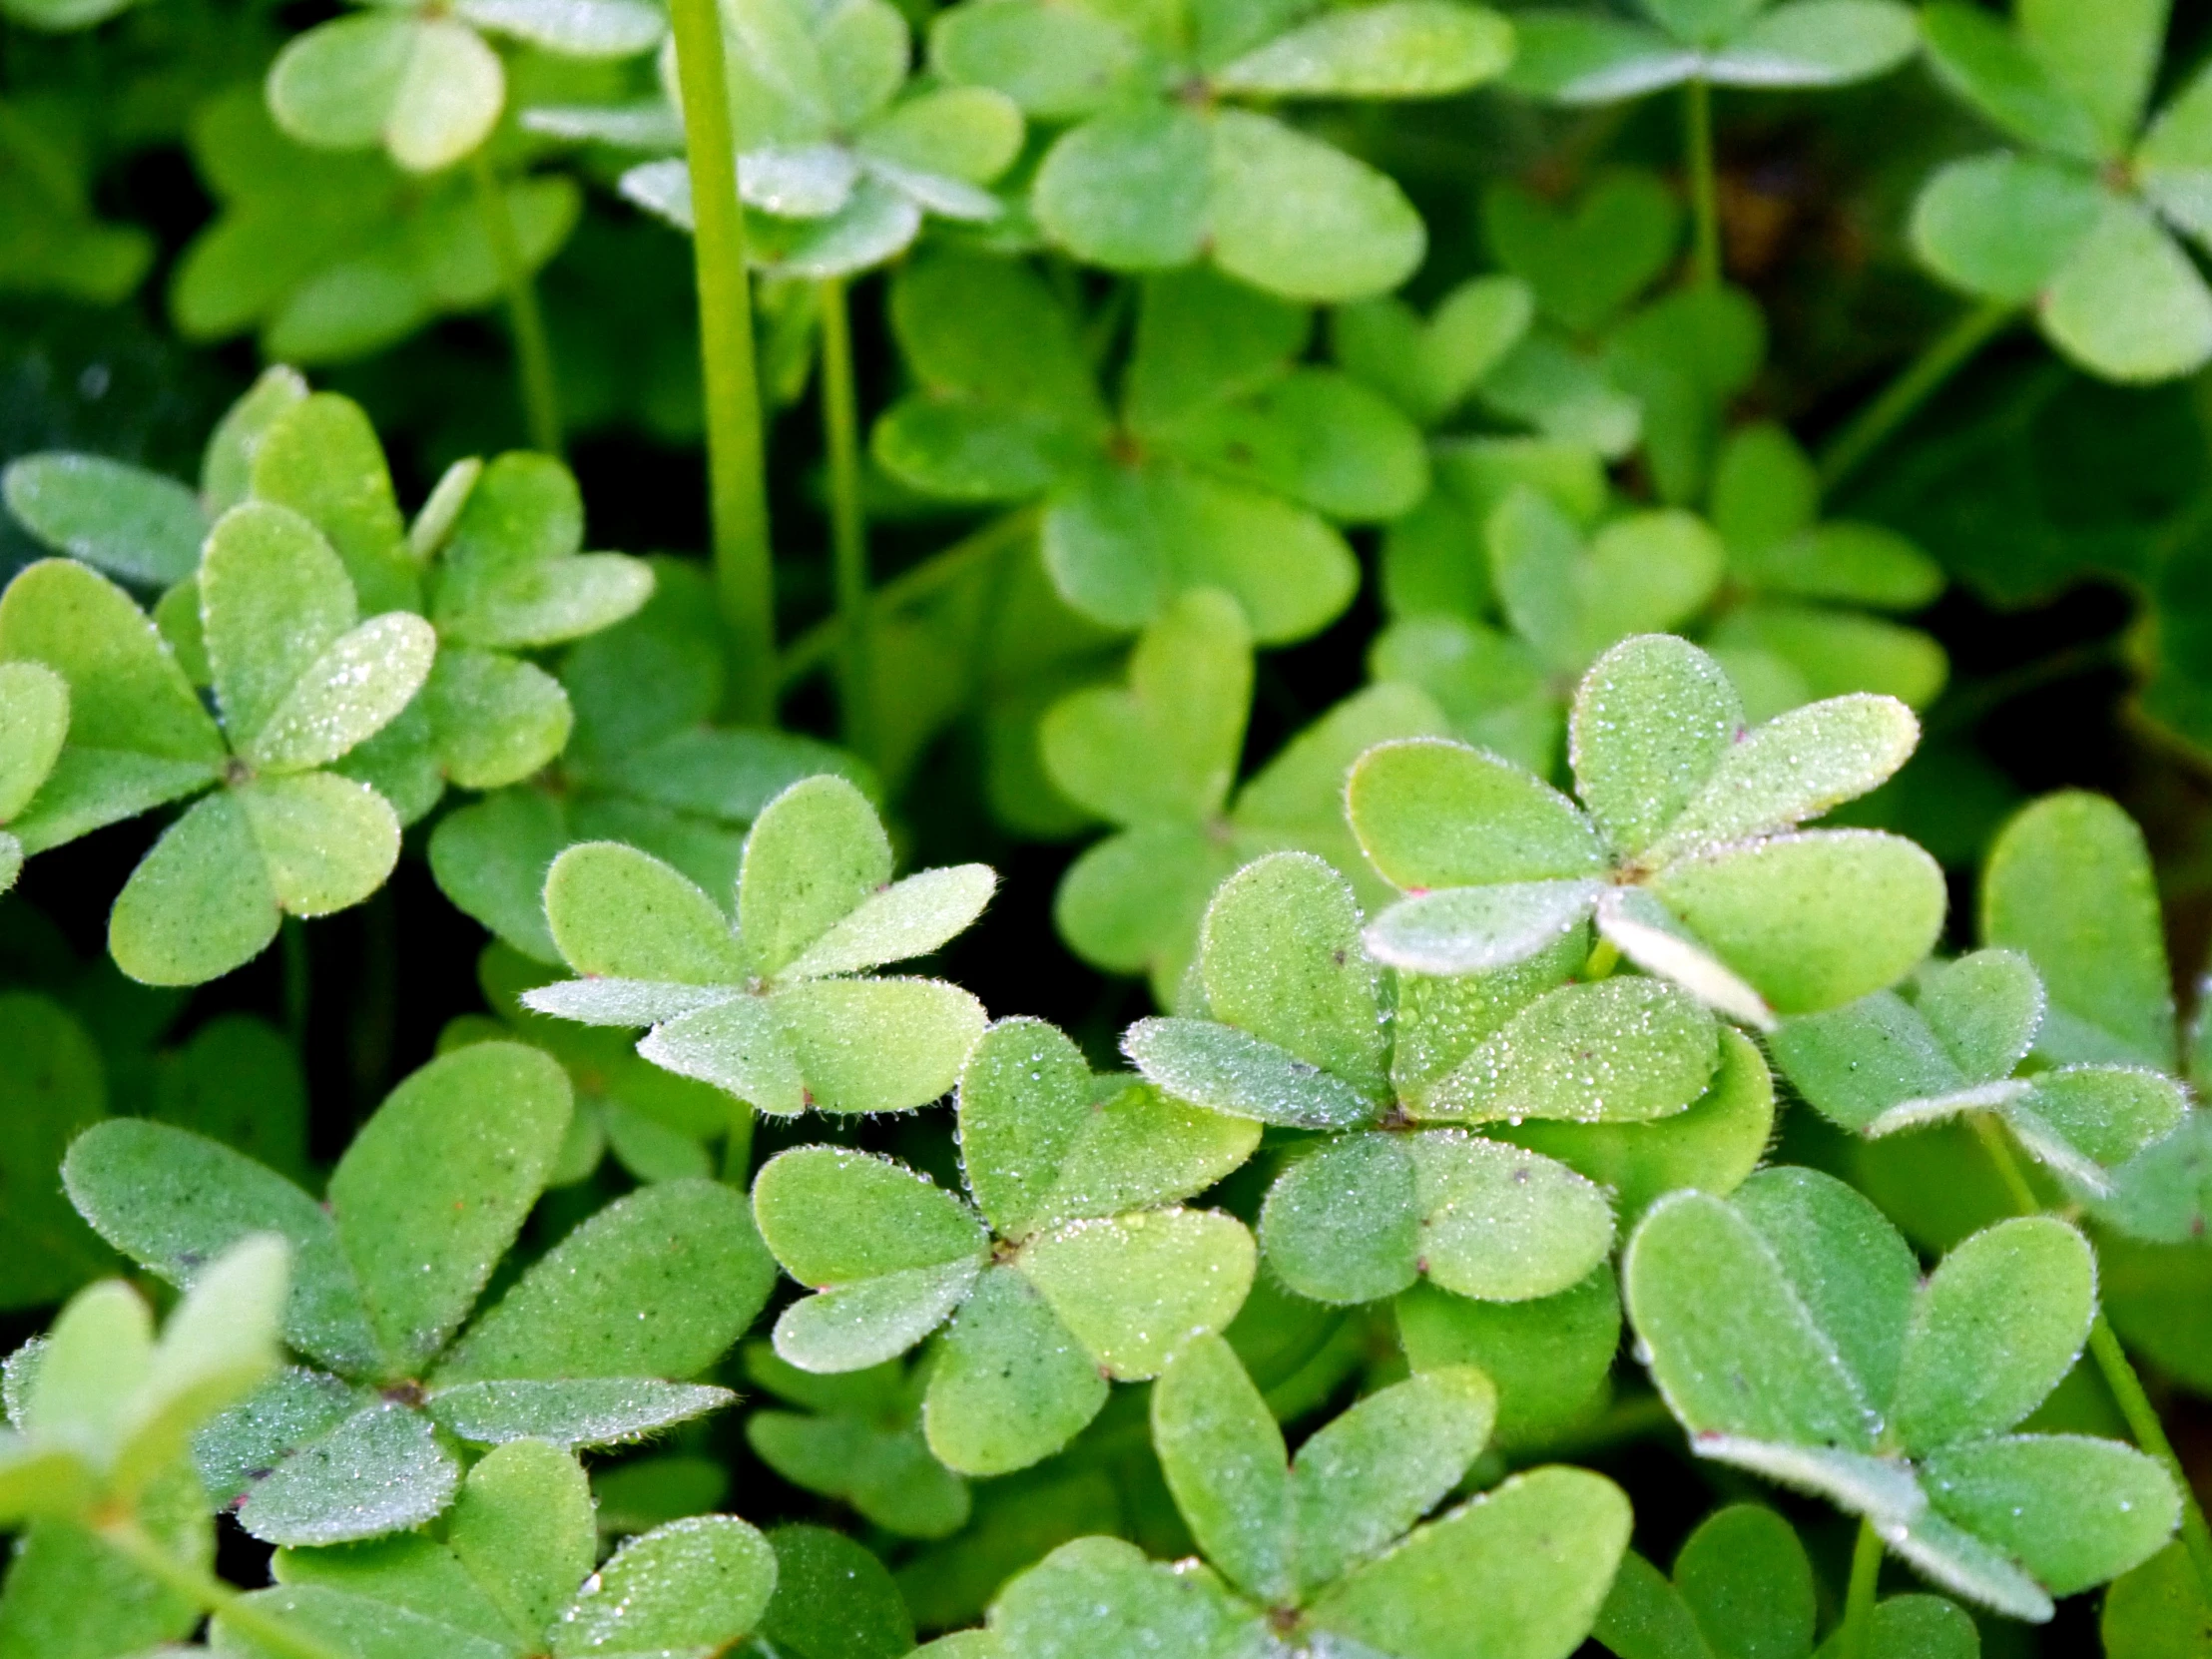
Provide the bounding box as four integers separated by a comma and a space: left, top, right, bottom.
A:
784, 863, 997, 979
425, 1379, 733, 1448
1123, 1016, 1379, 1129
773, 1259, 983, 1373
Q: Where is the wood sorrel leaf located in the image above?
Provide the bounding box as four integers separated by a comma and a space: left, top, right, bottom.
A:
1040, 588, 1250, 827
754, 1147, 989, 1287
782, 863, 997, 980
0, 661, 67, 826
1982, 792, 2176, 1068
1262, 1132, 1422, 1305
989, 1536, 1261, 1659
1289, 1364, 1495, 1594
755, 1523, 915, 1659
424, 1379, 732, 1449
1347, 737, 1603, 890
2, 453, 206, 587
1568, 634, 1742, 859
1405, 1131, 1615, 1302
774, 1260, 983, 1374
1363, 878, 1606, 975
552, 1514, 777, 1656
1650, 830, 1946, 1014
1891, 1216, 2094, 1454
246, 612, 436, 774
450, 1438, 596, 1641
1424, 977, 1719, 1125
1015, 1207, 1255, 1379
1396, 1268, 1620, 1448
1305, 1465, 1631, 1659
738, 774, 894, 974
638, 994, 805, 1115
1650, 693, 1920, 858
236, 1398, 462, 1546
215, 1582, 511, 1659
1122, 1016, 1379, 1130
436, 1179, 774, 1382
422, 648, 572, 791
1214, 0, 1512, 98
544, 841, 749, 983
1197, 852, 1386, 1096
958, 1018, 1257, 1238
1922, 1433, 2178, 1599
769, 976, 987, 1112
1149, 1334, 1293, 1605
327, 1041, 571, 1376
199, 501, 358, 750
923, 1265, 1109, 1475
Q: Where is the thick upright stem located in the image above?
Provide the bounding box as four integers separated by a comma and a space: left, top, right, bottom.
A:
1817, 299, 2017, 493
467, 149, 562, 456
1836, 1516, 1884, 1659
669, 0, 775, 725
819, 276, 873, 764
1684, 77, 1720, 287
1969, 1113, 2212, 1602
99, 1520, 349, 1659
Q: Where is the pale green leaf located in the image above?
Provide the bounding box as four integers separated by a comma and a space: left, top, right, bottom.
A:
1209, 109, 1424, 302
1148, 1333, 1293, 1605
2, 454, 207, 587
1568, 633, 1743, 860
1348, 737, 1603, 889
1261, 1132, 1421, 1304
923, 1265, 1109, 1475
552, 1515, 777, 1656
108, 791, 280, 987
754, 1146, 988, 1285
1425, 977, 1719, 1125
1653, 694, 1919, 857
235, 1399, 462, 1546
770, 975, 988, 1112
1122, 1016, 1380, 1129
1015, 1207, 1255, 1379
988, 1536, 1262, 1659
1032, 103, 1211, 272
544, 841, 749, 984
784, 863, 997, 979
1925, 1432, 2178, 1597
426, 1379, 733, 1447
2043, 199, 2212, 384
738, 774, 893, 975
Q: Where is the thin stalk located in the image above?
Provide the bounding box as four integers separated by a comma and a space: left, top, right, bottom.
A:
1836, 1516, 1884, 1659
467, 150, 562, 456
98, 1520, 349, 1659
669, 0, 775, 724
819, 276, 874, 764
1581, 938, 1621, 980
1817, 299, 2018, 493
1684, 77, 1720, 287
1969, 1114, 2212, 1601
776, 506, 1040, 694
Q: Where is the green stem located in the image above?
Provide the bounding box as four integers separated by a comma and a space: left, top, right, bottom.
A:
1817, 299, 2018, 493
819, 276, 874, 765
1580, 939, 1620, 981
1684, 77, 1720, 287
468, 149, 562, 457
1836, 1516, 1884, 1659
1969, 1114, 2212, 1602
669, 0, 775, 725
98, 1520, 349, 1659
776, 505, 1040, 694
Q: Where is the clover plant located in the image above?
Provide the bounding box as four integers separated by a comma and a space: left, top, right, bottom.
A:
60, 1040, 772, 1545
1625, 1166, 2180, 1621
1350, 633, 1941, 1025
932, 0, 1514, 301
1914, 0, 2212, 382
13, 0, 2212, 1648
873, 251, 1427, 644
524, 773, 992, 1114
751, 1013, 1259, 1472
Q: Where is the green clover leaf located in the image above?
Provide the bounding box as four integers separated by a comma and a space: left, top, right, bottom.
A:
1505, 0, 1917, 105
875, 252, 1430, 643
61, 1041, 770, 1545
551, 0, 1027, 278
526, 774, 992, 1115
1912, 0, 2212, 381
1353, 633, 1943, 1024
1624, 1166, 2181, 1621
932, 0, 1510, 299
208, 1439, 783, 1659
1043, 587, 1448, 1000
750, 1014, 1260, 1473
964, 1335, 1629, 1659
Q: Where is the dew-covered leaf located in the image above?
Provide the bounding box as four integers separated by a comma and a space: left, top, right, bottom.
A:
774, 1259, 982, 1373
436, 1179, 774, 1382
425, 1378, 732, 1448
738, 775, 894, 975
63, 1119, 381, 1376
1405, 1131, 1614, 1303
328, 1041, 571, 1377
1769, 991, 1970, 1135
1594, 886, 1776, 1028
988, 1536, 1263, 1659
783, 863, 997, 980
1922, 1432, 2178, 1598
1426, 977, 1719, 1125
1149, 1333, 1293, 1605
1306, 1465, 1631, 1659
923, 1266, 1109, 1475
1892, 1217, 2094, 1453
1364, 879, 1606, 975
3, 455, 207, 587
1568, 634, 1743, 860
213, 1581, 512, 1659
1652, 694, 1919, 858
1396, 1269, 1620, 1448
1017, 1208, 1255, 1379
637, 994, 805, 1116
1622, 1189, 1874, 1449
234, 1399, 461, 1546
543, 840, 748, 984
770, 976, 987, 1113
756, 1147, 987, 1287
1348, 737, 1602, 890
1123, 1016, 1378, 1130
1651, 830, 1946, 1015
1982, 793, 2175, 1069
1261, 1132, 1422, 1306
552, 1514, 777, 1656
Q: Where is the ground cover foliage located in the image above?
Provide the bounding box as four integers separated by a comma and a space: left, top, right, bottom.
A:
8, 0, 2212, 1656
